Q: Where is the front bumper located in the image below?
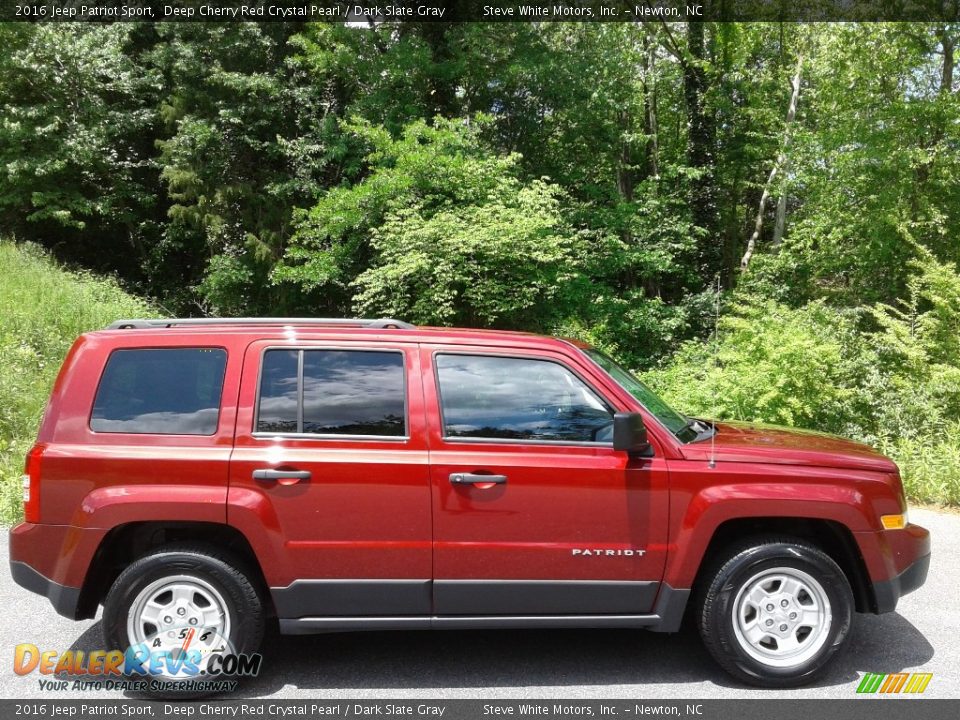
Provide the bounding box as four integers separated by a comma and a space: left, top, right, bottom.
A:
873, 550, 931, 614
862, 522, 931, 614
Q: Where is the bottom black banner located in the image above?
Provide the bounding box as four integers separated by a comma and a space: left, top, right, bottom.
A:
2, 700, 958, 720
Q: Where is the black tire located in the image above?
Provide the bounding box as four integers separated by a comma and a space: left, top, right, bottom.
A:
102, 544, 264, 698
697, 536, 854, 687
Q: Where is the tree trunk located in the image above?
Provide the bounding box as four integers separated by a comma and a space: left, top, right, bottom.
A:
741, 55, 803, 269
941, 26, 954, 94
416, 18, 463, 118
684, 22, 719, 274
772, 193, 788, 247
644, 36, 659, 179
772, 58, 803, 247
617, 109, 635, 204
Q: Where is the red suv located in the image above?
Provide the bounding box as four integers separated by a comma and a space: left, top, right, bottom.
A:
10, 318, 929, 689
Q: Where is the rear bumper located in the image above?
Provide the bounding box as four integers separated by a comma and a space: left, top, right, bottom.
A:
8, 522, 101, 620
9, 560, 82, 620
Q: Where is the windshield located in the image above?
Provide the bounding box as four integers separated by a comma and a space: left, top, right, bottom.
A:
584, 349, 700, 443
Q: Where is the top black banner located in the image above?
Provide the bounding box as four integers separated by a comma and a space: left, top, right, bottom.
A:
0, 0, 958, 22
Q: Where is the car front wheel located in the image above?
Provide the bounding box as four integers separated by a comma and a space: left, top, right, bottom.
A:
697, 537, 854, 687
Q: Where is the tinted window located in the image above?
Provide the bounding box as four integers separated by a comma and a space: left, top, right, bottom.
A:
257, 349, 406, 437
584, 349, 691, 437
436, 354, 614, 442
303, 351, 405, 435
91, 348, 226, 435
257, 350, 299, 433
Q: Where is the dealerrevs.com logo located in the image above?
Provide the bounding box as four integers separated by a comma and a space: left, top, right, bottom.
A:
13, 631, 262, 694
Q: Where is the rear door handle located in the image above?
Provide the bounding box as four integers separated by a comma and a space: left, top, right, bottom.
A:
252, 469, 312, 485
449, 472, 508, 485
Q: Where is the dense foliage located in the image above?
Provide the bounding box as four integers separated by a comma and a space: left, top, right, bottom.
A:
0, 21, 958, 505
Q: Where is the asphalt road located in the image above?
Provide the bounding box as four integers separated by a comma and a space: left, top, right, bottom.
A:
1, 507, 955, 700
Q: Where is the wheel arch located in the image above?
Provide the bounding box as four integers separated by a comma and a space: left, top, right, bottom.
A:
690, 517, 877, 614
77, 521, 274, 620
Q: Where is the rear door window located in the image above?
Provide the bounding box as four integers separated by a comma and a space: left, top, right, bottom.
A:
256, 349, 406, 437
91, 348, 227, 435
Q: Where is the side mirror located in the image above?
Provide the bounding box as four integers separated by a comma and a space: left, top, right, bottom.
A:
613, 412, 653, 456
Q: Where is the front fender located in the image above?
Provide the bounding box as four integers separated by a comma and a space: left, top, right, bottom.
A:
662, 473, 877, 589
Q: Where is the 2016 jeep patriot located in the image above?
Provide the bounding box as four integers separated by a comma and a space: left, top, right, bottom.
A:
9, 317, 930, 689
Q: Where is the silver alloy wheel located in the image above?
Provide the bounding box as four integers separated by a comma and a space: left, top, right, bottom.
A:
126, 575, 232, 678
731, 566, 832, 668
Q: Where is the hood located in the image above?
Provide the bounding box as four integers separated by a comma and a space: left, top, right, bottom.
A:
680, 420, 897, 473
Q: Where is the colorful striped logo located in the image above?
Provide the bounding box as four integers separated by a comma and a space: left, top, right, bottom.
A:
856, 672, 933, 694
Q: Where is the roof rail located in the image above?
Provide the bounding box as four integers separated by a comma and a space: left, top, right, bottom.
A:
107, 317, 415, 330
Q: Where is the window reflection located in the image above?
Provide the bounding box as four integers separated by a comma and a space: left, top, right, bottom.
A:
257, 350, 298, 433
91, 348, 227, 435
257, 349, 406, 437
436, 355, 613, 442
302, 351, 405, 436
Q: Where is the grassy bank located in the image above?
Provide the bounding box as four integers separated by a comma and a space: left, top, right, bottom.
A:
0, 241, 155, 523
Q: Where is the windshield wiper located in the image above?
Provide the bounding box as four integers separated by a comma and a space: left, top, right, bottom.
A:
682, 417, 716, 442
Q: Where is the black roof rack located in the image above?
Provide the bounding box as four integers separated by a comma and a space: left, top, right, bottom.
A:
107, 317, 415, 330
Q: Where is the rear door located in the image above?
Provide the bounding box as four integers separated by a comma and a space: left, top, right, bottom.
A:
229, 340, 431, 619
422, 345, 670, 616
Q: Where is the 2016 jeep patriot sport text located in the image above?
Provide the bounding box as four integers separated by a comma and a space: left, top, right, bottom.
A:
9, 317, 930, 689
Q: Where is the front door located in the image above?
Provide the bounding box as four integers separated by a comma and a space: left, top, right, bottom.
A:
422, 346, 670, 616
229, 340, 431, 619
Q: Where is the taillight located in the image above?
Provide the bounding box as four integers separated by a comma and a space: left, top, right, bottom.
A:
23, 443, 46, 523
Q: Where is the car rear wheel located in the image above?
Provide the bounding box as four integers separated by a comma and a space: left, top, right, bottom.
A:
697, 537, 854, 687
102, 544, 264, 698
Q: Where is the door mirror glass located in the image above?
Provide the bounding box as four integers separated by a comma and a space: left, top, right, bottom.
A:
613, 412, 653, 455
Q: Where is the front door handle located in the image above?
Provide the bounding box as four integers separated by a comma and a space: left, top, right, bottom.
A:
449, 472, 508, 485
252, 468, 312, 485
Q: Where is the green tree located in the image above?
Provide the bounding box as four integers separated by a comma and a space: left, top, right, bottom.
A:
0, 24, 161, 277
353, 178, 579, 327
149, 22, 314, 314
764, 24, 960, 304
276, 117, 585, 327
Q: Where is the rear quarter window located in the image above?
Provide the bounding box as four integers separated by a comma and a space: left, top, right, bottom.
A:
90, 348, 227, 435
